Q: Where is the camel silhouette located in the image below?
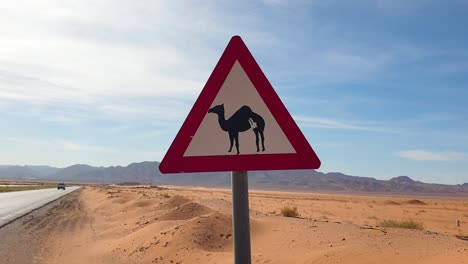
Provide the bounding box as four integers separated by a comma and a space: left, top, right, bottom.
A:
208, 104, 265, 155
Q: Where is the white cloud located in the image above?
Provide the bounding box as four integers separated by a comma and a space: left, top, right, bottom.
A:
294, 115, 394, 132
0, 0, 278, 104
0, 136, 164, 167
61, 141, 107, 152
3, 137, 49, 146
1, 137, 107, 152
0, 0, 288, 132
261, 0, 312, 7
1, 0, 417, 110
1, 0, 430, 128
398, 150, 466, 161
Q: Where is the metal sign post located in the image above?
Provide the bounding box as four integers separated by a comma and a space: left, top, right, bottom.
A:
231, 171, 251, 264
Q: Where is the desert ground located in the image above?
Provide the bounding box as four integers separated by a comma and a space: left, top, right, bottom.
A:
0, 185, 467, 264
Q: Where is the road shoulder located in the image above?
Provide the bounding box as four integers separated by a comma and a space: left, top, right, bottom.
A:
0, 190, 83, 264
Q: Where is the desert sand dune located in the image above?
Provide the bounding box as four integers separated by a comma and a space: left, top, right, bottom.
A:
1, 186, 467, 264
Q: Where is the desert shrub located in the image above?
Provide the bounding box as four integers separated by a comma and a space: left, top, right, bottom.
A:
378, 219, 423, 230
162, 193, 170, 198
280, 206, 299, 217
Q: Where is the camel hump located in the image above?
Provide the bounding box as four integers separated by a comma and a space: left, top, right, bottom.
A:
239, 105, 253, 113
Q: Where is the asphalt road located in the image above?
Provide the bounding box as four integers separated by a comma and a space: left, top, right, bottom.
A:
0, 186, 81, 228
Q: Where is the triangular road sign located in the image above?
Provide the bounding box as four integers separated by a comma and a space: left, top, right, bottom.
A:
159, 36, 321, 173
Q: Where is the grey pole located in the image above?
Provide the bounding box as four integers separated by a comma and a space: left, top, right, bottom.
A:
231, 171, 251, 264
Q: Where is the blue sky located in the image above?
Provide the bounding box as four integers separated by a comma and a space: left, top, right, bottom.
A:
1, 0, 467, 184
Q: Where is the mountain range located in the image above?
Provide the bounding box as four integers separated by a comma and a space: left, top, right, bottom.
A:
1, 162, 467, 196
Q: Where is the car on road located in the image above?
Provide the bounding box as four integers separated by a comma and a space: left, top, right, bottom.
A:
57, 182, 66, 190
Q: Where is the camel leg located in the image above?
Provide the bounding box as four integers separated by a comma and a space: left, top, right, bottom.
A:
234, 132, 240, 155
259, 129, 265, 151
254, 129, 260, 152
228, 132, 234, 152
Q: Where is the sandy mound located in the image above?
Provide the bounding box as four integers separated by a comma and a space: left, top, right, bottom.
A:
134, 200, 155, 207
156, 195, 191, 210
404, 199, 427, 205
176, 211, 233, 251
124, 199, 156, 211
384, 200, 401, 205
158, 202, 213, 221
199, 198, 233, 215
109, 192, 135, 204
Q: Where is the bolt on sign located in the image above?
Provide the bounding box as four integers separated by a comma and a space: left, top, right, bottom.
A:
159, 35, 320, 173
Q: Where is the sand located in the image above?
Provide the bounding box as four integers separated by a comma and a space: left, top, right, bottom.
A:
1, 186, 467, 263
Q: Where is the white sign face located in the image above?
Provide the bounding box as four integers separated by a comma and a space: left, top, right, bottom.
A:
184, 61, 296, 157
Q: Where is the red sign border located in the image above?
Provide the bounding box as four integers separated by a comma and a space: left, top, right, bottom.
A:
159, 36, 321, 173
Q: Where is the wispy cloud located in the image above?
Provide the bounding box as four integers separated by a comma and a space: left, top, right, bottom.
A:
61, 141, 107, 152
0, 0, 446, 126
0, 0, 277, 106
1, 94, 192, 127
0, 0, 281, 130
0, 136, 163, 167
3, 137, 49, 146
294, 115, 394, 132
1, 137, 108, 152
398, 150, 467, 161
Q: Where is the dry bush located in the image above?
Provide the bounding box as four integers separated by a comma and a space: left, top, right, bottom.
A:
378, 219, 423, 230
415, 209, 426, 215
322, 211, 334, 216
280, 206, 299, 217
405, 199, 427, 205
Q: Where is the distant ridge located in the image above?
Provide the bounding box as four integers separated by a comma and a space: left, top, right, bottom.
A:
0, 162, 467, 196
389, 176, 415, 184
